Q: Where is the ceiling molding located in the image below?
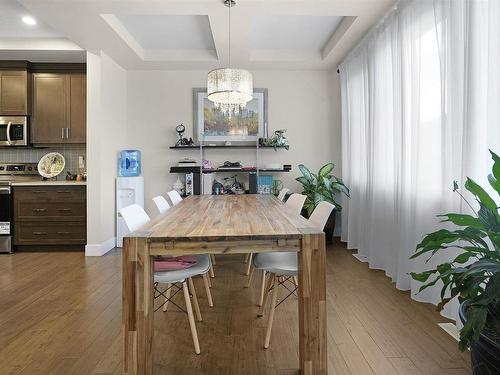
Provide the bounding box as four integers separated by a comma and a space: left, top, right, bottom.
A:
321, 16, 357, 60
101, 14, 145, 60
0, 37, 82, 51
17, 0, 397, 71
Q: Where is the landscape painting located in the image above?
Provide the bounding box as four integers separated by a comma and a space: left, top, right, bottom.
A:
193, 88, 268, 143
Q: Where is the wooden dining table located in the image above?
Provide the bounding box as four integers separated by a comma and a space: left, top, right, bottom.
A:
122, 194, 327, 374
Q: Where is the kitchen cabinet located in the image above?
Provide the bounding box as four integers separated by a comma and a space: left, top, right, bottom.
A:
67, 74, 86, 143
13, 185, 87, 247
0, 70, 29, 115
32, 73, 86, 144
32, 74, 66, 143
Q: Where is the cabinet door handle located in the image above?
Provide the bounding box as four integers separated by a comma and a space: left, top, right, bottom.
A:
57, 208, 71, 212
62, 127, 65, 139
56, 191, 71, 194
66, 128, 70, 139
32, 208, 47, 212
57, 231, 71, 235
33, 231, 47, 235
32, 190, 46, 194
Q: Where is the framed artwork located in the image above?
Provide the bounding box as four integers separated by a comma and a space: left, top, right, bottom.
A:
193, 88, 268, 143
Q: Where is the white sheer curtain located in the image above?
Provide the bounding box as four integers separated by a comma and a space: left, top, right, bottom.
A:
339, 0, 500, 321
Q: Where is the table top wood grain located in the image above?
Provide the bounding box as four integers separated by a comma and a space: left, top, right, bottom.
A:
131, 195, 321, 242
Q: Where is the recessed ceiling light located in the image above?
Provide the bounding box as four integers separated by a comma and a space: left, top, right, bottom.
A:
22, 16, 37, 26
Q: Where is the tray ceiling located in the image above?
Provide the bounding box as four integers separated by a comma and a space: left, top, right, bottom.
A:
15, 0, 397, 70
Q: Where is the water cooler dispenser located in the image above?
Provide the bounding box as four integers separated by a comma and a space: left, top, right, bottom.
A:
116, 176, 144, 247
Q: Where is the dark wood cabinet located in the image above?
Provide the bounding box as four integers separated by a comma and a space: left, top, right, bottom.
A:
67, 74, 86, 143
0, 70, 29, 115
32, 73, 86, 144
13, 185, 87, 247
32, 74, 66, 143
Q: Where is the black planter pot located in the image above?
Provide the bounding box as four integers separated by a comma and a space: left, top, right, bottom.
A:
459, 302, 500, 375
323, 208, 337, 244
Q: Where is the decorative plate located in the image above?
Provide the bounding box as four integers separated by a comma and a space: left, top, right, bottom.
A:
37, 152, 66, 178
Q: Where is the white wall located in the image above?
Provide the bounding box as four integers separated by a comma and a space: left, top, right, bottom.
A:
86, 51, 127, 255
85, 66, 342, 253
126, 70, 341, 216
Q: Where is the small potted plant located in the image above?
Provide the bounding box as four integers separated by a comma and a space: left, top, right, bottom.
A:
295, 163, 350, 242
410, 150, 500, 375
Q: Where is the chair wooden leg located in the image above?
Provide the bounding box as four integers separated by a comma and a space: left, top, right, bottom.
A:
258, 271, 267, 307
244, 253, 251, 263
209, 264, 215, 278
210, 254, 216, 265
162, 283, 171, 312
188, 278, 202, 322
245, 253, 253, 275
258, 272, 275, 317
245, 266, 255, 288
202, 273, 214, 307
182, 281, 201, 354
264, 275, 278, 349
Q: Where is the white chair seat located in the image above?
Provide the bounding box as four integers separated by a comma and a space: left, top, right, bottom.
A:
252, 252, 297, 276
155, 255, 211, 284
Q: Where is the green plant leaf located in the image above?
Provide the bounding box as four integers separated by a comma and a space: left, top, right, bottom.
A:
296, 176, 312, 189
488, 174, 500, 197
318, 163, 334, 177
298, 164, 314, 184
490, 150, 500, 181
477, 203, 500, 232
453, 252, 475, 264
439, 214, 483, 229
465, 177, 498, 214
459, 305, 488, 351
410, 270, 435, 282
332, 181, 351, 198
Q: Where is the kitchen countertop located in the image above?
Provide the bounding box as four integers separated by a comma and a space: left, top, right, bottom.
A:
11, 180, 87, 186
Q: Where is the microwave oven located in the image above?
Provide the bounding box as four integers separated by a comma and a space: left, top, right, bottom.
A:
0, 116, 29, 147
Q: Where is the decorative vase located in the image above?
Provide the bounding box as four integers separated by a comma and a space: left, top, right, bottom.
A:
173, 177, 184, 195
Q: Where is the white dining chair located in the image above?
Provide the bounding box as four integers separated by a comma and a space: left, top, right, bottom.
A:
119, 203, 213, 354
285, 193, 307, 215
167, 190, 183, 206
244, 188, 293, 275
152, 195, 170, 214
252, 201, 335, 349
277, 187, 289, 201
166, 190, 217, 277
245, 193, 307, 287
119, 204, 150, 232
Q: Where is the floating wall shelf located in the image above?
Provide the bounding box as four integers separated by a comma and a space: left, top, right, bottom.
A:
169, 145, 288, 150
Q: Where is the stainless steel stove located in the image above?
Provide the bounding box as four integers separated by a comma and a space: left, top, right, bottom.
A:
0, 163, 41, 253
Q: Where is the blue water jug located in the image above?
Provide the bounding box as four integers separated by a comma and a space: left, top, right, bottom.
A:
118, 150, 141, 177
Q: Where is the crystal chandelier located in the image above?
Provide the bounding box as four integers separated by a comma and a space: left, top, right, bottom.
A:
207, 0, 253, 115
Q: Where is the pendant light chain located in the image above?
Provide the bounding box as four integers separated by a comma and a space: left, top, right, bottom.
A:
228, 0, 231, 67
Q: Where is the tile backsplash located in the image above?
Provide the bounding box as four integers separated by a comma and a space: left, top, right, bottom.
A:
0, 145, 86, 179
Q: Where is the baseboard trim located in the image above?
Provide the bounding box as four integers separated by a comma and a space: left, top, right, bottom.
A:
85, 237, 116, 256
352, 253, 369, 262
438, 323, 460, 342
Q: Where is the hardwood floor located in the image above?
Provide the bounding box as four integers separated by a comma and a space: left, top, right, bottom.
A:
0, 240, 471, 374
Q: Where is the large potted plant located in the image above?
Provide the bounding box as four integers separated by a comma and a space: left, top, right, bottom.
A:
410, 150, 500, 375
295, 163, 350, 242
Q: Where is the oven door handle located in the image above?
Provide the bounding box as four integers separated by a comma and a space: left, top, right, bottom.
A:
6, 122, 13, 146
0, 187, 11, 194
